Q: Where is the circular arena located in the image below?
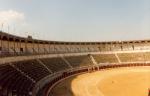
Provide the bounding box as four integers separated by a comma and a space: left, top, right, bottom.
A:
1, 31, 150, 96
50, 66, 150, 96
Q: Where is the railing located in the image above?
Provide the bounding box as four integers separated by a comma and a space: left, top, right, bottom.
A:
2, 50, 150, 95
33, 62, 150, 96
32, 65, 96, 96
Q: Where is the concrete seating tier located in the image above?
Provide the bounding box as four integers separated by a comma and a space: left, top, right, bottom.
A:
117, 52, 150, 62
13, 60, 50, 81
92, 54, 118, 63
40, 57, 70, 72
0, 64, 34, 96
65, 55, 93, 67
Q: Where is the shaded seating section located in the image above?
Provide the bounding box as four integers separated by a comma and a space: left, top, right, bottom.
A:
65, 55, 93, 67
13, 60, 50, 81
40, 57, 70, 72
92, 54, 118, 63
117, 52, 150, 62
0, 64, 34, 96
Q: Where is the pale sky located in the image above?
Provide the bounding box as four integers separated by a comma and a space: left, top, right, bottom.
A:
0, 0, 150, 42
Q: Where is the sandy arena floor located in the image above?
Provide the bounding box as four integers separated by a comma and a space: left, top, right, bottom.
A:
51, 66, 150, 96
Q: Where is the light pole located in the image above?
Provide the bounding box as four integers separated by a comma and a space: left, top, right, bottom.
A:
12, 24, 16, 35
2, 22, 10, 33
7, 24, 9, 34
1, 23, 3, 32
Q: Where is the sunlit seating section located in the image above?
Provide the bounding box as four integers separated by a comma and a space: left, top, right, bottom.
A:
122, 44, 133, 51
117, 53, 145, 62
134, 43, 150, 50
13, 60, 50, 81
40, 57, 70, 72
99, 45, 111, 52
93, 54, 118, 63
111, 44, 122, 51
0, 64, 34, 96
91, 46, 99, 52
65, 55, 93, 67
142, 52, 150, 61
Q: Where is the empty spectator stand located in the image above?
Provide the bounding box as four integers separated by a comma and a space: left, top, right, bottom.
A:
0, 64, 35, 96
92, 54, 119, 64
64, 55, 93, 67
39, 57, 70, 73
12, 59, 51, 82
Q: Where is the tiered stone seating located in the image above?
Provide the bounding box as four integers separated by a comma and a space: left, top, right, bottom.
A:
111, 44, 122, 51
117, 53, 145, 62
143, 52, 150, 61
40, 57, 70, 72
99, 45, 111, 52
122, 44, 133, 51
13, 60, 50, 81
92, 54, 118, 63
0, 64, 34, 96
118, 52, 150, 62
0, 46, 14, 57
134, 43, 150, 50
65, 55, 93, 67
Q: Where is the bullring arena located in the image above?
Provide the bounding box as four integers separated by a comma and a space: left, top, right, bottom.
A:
1, 31, 150, 96
51, 66, 150, 96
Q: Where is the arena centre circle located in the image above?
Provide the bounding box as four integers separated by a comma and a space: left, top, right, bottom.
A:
50, 66, 150, 96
